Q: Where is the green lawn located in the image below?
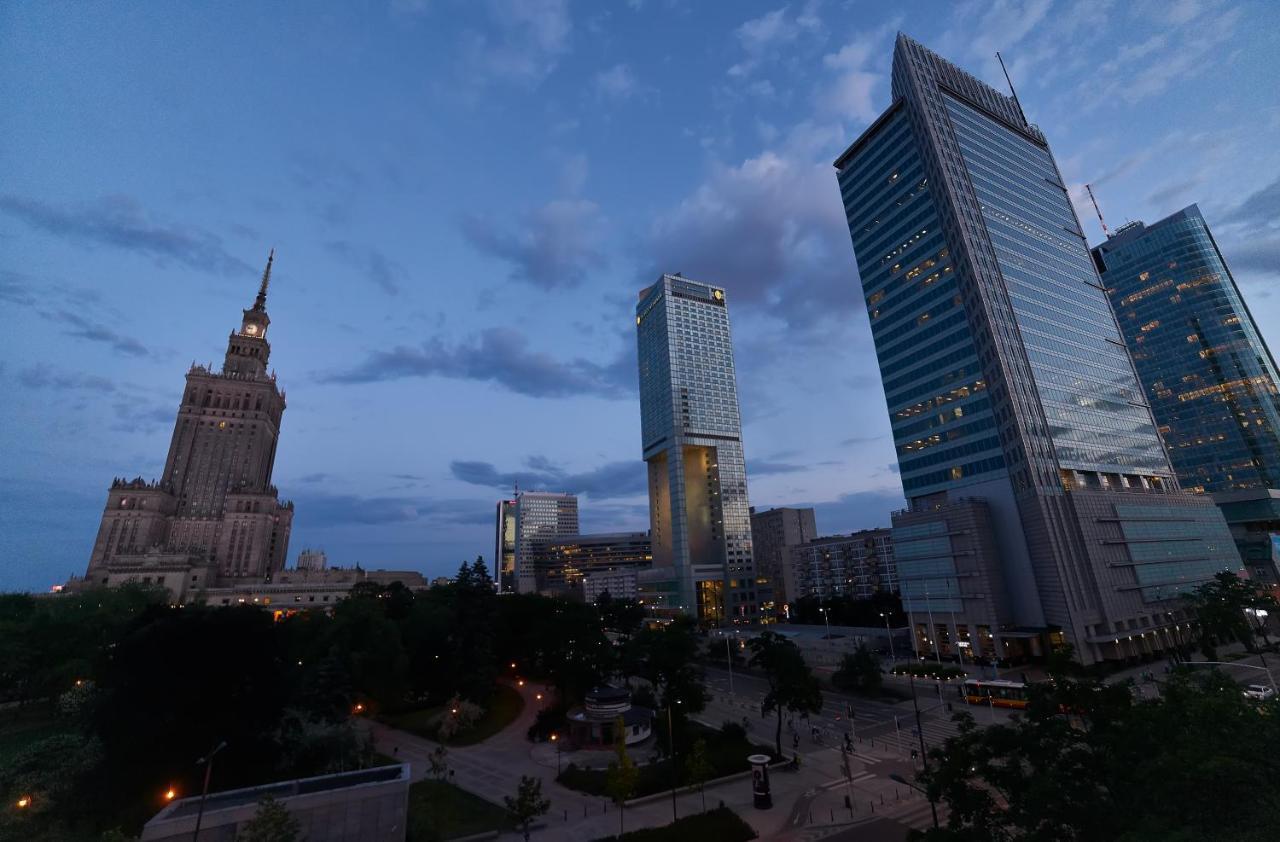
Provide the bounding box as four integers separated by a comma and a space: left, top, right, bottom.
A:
406, 779, 513, 841
591, 806, 757, 842
558, 722, 776, 799
382, 684, 525, 747
0, 705, 66, 767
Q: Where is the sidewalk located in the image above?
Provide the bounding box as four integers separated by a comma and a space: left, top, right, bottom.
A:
369, 679, 939, 840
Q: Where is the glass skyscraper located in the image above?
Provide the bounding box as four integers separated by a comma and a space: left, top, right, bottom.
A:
636, 274, 757, 623
1094, 205, 1280, 582
833, 35, 1240, 664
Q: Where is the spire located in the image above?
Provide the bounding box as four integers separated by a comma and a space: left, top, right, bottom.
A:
254, 249, 274, 311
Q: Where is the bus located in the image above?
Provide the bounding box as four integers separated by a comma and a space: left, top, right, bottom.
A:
961, 678, 1031, 709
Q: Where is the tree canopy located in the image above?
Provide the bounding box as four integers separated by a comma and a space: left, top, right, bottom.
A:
747, 630, 822, 756
917, 664, 1280, 841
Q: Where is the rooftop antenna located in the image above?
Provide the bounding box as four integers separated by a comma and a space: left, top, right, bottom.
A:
995, 51, 1027, 125
1085, 183, 1111, 238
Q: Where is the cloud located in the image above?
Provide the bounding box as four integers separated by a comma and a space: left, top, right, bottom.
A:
805, 489, 905, 534
0, 194, 253, 276
0, 272, 36, 306
17, 364, 117, 393
1222, 176, 1280, 228
748, 460, 808, 476
451, 457, 646, 500
816, 21, 896, 122
318, 326, 635, 398
728, 3, 824, 77
46, 309, 149, 357
1146, 178, 1202, 210
325, 241, 404, 295
461, 198, 606, 289
647, 145, 861, 329
290, 492, 492, 527
460, 0, 572, 88
594, 64, 639, 99
297, 473, 331, 484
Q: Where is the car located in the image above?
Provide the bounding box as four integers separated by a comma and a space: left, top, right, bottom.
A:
1242, 684, 1275, 701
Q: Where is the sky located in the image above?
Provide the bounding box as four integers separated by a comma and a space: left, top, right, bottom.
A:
2, 0, 1279, 592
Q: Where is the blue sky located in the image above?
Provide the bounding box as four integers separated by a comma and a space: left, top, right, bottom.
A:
2, 0, 1278, 592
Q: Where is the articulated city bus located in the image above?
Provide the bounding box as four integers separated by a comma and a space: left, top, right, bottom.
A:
961, 678, 1031, 709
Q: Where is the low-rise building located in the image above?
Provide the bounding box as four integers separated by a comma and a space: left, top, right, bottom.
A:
788, 529, 896, 603
141, 764, 410, 841
529, 532, 651, 597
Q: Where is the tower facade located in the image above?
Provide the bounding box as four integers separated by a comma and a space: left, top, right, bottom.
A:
85, 253, 294, 592
494, 497, 518, 593
833, 36, 1240, 663
636, 274, 757, 623
1094, 205, 1280, 582
512, 491, 579, 594
749, 506, 817, 614
1093, 205, 1280, 494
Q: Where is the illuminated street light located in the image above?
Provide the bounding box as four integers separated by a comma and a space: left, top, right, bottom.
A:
16, 795, 31, 809
353, 703, 365, 714
535, 693, 543, 701
165, 787, 177, 801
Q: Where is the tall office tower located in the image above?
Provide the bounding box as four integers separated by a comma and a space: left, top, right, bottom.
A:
833, 35, 1240, 664
749, 507, 817, 614
1094, 205, 1280, 582
636, 274, 757, 623
512, 491, 579, 594
85, 253, 293, 589
494, 497, 517, 592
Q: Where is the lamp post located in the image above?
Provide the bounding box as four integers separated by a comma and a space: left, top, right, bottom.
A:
820, 606, 832, 640
907, 674, 940, 830
550, 733, 562, 775
667, 700, 682, 821
880, 612, 896, 665
191, 740, 227, 842
725, 634, 735, 696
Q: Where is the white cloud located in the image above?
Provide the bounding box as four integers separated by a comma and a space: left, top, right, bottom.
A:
594, 63, 638, 99
728, 2, 825, 77
460, 0, 572, 88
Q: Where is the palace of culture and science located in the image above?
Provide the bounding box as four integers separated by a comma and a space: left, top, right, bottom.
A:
78, 254, 295, 597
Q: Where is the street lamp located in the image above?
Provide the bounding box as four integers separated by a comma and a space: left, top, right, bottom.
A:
164, 787, 177, 802
191, 740, 227, 842
550, 733, 562, 775
819, 606, 832, 639
880, 612, 896, 665
906, 674, 941, 830
667, 700, 682, 822
15, 795, 31, 810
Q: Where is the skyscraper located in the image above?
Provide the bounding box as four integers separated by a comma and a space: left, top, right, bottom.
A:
511, 491, 579, 594
1094, 205, 1280, 581
494, 497, 517, 593
636, 274, 757, 622
833, 35, 1240, 664
84, 253, 294, 591
749, 506, 817, 613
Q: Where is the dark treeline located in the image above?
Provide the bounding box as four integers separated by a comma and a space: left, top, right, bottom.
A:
0, 559, 652, 840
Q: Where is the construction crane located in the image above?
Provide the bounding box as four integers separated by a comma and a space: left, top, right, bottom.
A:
1085, 183, 1110, 238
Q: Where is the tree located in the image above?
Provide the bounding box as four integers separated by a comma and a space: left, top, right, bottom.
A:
236, 796, 301, 842
1188, 571, 1278, 656
917, 666, 1280, 841
832, 643, 883, 695
604, 717, 639, 835
504, 775, 551, 842
437, 694, 485, 742
684, 737, 714, 813
748, 631, 823, 757
625, 617, 708, 725
469, 555, 493, 590
428, 743, 449, 781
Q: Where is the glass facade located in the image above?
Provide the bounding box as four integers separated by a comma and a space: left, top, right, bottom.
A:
943, 96, 1169, 475
513, 492, 579, 594
833, 34, 1242, 664
837, 106, 1004, 498
1094, 205, 1280, 493
636, 275, 756, 621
